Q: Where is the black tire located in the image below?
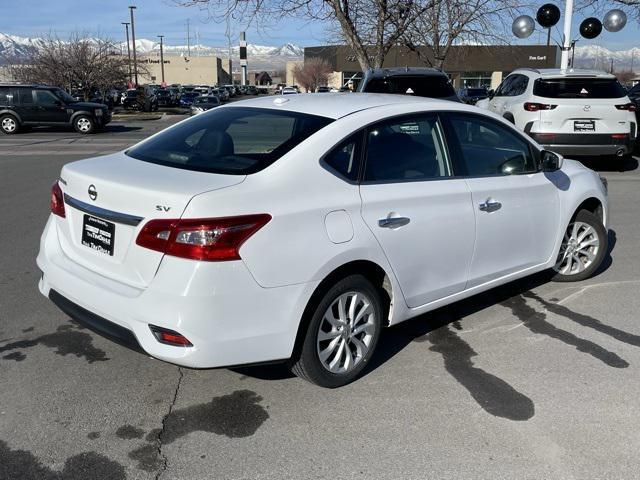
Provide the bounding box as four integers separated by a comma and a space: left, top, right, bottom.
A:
0, 114, 20, 134
291, 274, 383, 388
73, 115, 95, 134
552, 209, 608, 282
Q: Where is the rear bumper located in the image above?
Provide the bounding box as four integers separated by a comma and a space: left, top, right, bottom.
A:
37, 215, 317, 368
530, 132, 635, 156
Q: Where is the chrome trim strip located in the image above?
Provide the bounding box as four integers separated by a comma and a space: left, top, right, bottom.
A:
63, 194, 144, 226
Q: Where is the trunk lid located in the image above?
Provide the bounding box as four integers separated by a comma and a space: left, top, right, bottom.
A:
57, 152, 245, 288
538, 97, 632, 134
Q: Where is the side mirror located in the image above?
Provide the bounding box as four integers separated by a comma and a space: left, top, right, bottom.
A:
488, 89, 495, 99
541, 150, 563, 172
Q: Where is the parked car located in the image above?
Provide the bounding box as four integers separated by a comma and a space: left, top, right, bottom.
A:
179, 91, 200, 107
458, 87, 489, 105
39, 94, 609, 387
281, 86, 298, 95
190, 95, 221, 115
357, 67, 460, 102
155, 89, 175, 107
476, 68, 637, 158
245, 85, 259, 95
0, 84, 111, 134
316, 86, 331, 93
168, 87, 181, 103
122, 87, 158, 112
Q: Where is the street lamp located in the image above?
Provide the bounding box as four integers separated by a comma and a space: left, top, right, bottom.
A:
158, 35, 165, 85
122, 22, 132, 84
129, 5, 138, 86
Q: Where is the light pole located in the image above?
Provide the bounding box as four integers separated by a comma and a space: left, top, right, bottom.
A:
560, 0, 574, 70
158, 35, 165, 85
122, 22, 132, 84
129, 5, 138, 86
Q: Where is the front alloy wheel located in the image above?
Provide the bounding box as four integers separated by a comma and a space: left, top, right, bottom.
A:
552, 210, 607, 282
1, 115, 19, 134
74, 116, 94, 134
292, 274, 382, 387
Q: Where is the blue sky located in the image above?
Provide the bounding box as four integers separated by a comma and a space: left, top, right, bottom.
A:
0, 0, 638, 50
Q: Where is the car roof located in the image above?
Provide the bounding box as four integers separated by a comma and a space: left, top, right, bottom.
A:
223, 93, 449, 119
514, 68, 616, 79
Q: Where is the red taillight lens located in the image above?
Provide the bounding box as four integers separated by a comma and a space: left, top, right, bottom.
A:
136, 214, 271, 261
51, 182, 65, 218
615, 103, 636, 112
524, 102, 557, 112
611, 133, 628, 139
149, 325, 192, 347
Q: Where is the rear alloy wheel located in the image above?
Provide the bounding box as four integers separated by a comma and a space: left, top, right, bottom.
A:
0, 114, 19, 134
74, 115, 95, 134
552, 210, 607, 282
291, 274, 382, 388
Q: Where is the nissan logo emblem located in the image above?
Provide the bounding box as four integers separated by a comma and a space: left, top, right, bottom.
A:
88, 184, 97, 201
583, 105, 591, 112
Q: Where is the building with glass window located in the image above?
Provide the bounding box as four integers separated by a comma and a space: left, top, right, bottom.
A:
304, 45, 561, 90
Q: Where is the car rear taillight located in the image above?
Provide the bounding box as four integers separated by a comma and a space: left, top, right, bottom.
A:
136, 214, 271, 261
149, 325, 192, 347
535, 133, 557, 141
615, 103, 636, 112
524, 102, 557, 112
51, 182, 65, 218
611, 133, 628, 139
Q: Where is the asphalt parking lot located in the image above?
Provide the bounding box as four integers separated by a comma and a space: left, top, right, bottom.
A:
1, 118, 640, 480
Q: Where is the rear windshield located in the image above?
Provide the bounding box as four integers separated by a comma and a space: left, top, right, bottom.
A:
362, 75, 456, 98
533, 78, 627, 99
126, 107, 333, 175
465, 88, 487, 96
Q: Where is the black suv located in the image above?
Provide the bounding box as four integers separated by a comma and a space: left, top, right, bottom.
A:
357, 67, 460, 102
0, 84, 111, 134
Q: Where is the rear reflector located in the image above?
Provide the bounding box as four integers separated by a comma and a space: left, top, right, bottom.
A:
611, 133, 628, 139
136, 214, 271, 261
149, 325, 192, 347
524, 102, 557, 112
535, 133, 557, 141
51, 182, 65, 218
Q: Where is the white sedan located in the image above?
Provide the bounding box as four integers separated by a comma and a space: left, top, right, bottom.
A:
38, 94, 609, 387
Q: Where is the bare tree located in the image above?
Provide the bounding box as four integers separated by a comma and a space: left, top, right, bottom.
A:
174, 0, 438, 70
3, 33, 146, 100
293, 57, 333, 91
402, 0, 518, 69
577, 0, 640, 22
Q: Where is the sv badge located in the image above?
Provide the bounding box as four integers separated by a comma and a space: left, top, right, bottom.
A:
155, 205, 171, 212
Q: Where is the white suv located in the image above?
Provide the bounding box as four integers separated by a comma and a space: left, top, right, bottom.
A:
477, 68, 637, 158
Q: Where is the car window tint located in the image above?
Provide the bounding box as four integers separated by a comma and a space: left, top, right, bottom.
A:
364, 115, 451, 182
448, 113, 536, 176
35, 90, 59, 106
363, 76, 456, 98
533, 78, 627, 98
324, 135, 360, 181
0, 87, 15, 104
127, 107, 333, 175
18, 89, 34, 105
510, 75, 529, 96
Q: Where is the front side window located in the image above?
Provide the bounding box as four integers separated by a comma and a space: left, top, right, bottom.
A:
495, 76, 514, 97
447, 113, 537, 176
126, 107, 333, 175
35, 90, 60, 106
510, 75, 529, 96
363, 114, 451, 182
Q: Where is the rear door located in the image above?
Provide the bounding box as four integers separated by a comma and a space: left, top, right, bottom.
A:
444, 112, 560, 287
359, 113, 475, 308
15, 88, 39, 122
533, 77, 633, 135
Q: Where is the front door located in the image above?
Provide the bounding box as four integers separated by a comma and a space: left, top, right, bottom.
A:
359, 113, 476, 308
34, 90, 69, 123
444, 112, 560, 287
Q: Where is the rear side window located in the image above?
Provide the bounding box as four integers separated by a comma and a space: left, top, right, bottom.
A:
363, 76, 456, 99
447, 113, 536, 176
126, 107, 333, 175
0, 87, 15, 104
323, 135, 361, 182
534, 78, 627, 99
363, 114, 451, 182
18, 89, 34, 105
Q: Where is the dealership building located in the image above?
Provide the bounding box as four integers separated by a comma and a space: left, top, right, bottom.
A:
303, 44, 561, 90
137, 54, 232, 86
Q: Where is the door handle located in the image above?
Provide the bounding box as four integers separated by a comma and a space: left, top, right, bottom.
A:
378, 216, 410, 228
479, 199, 502, 212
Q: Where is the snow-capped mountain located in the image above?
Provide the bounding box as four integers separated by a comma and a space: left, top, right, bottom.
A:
0, 32, 303, 70
573, 45, 640, 71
